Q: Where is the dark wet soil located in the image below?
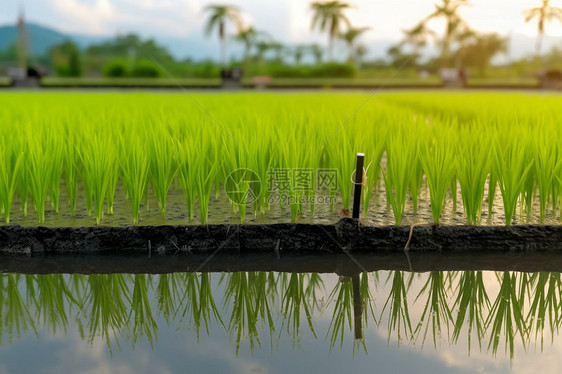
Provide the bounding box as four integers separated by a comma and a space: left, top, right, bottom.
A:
1, 218, 562, 255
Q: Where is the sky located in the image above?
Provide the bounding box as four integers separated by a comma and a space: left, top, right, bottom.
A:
1, 0, 562, 60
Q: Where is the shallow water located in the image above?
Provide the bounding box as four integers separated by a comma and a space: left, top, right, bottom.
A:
2, 177, 559, 227
0, 269, 559, 373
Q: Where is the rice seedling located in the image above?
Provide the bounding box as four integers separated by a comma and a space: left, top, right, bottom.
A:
78, 135, 118, 224
456, 126, 492, 225
25, 131, 54, 223
360, 128, 386, 215
0, 91, 560, 226
195, 137, 219, 225
420, 128, 456, 223
493, 131, 534, 225
120, 135, 150, 224
0, 138, 23, 223
64, 141, 78, 216
176, 138, 198, 222
383, 127, 418, 224
532, 130, 562, 222
148, 129, 179, 218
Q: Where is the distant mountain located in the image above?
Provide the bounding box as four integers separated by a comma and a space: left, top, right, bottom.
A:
0, 22, 107, 57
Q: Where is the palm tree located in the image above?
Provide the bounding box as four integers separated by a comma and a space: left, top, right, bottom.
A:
234, 27, 258, 63
461, 33, 507, 75
203, 5, 243, 66
255, 41, 272, 65
309, 44, 324, 65
424, 0, 470, 68
269, 41, 284, 62
339, 26, 370, 63
310, 1, 352, 61
355, 44, 368, 67
401, 22, 435, 57
292, 45, 306, 65
524, 0, 562, 57
453, 26, 476, 69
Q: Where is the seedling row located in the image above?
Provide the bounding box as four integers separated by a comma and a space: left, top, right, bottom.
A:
1, 92, 561, 226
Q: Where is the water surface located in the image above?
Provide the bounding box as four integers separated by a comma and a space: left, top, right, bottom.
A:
0, 269, 559, 373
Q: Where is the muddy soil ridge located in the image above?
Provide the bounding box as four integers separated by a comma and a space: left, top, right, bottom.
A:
1, 218, 562, 255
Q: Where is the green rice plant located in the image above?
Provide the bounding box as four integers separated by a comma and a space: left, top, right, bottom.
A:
360, 128, 386, 215
487, 170, 498, 219
105, 148, 120, 216
64, 141, 78, 215
222, 132, 256, 223
532, 132, 562, 222
195, 137, 218, 225
521, 136, 537, 219
383, 127, 418, 225
0, 138, 23, 223
276, 131, 308, 222
148, 130, 179, 218
248, 143, 274, 216
16, 161, 29, 217
493, 132, 534, 225
1, 91, 562, 226
408, 153, 424, 214
120, 135, 150, 224
176, 138, 197, 222
328, 131, 357, 210
78, 135, 118, 225
420, 129, 456, 223
450, 176, 458, 212
25, 132, 54, 223
47, 134, 65, 213
456, 126, 492, 224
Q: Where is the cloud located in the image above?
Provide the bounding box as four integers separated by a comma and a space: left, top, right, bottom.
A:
49, 0, 204, 36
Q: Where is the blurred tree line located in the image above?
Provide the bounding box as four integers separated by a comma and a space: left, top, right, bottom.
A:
1, 0, 560, 80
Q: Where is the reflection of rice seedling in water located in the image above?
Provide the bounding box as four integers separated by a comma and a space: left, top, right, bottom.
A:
1, 270, 562, 357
